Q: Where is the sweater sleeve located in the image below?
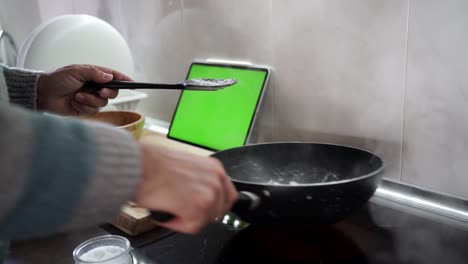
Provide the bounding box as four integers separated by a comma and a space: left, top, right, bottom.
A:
0, 104, 141, 240
1, 65, 41, 110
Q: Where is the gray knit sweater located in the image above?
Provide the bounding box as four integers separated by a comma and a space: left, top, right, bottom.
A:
0, 65, 141, 239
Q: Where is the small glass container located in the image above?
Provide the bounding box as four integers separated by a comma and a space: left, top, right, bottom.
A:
73, 235, 133, 264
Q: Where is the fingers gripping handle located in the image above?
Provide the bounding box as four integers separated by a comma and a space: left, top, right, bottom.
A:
149, 191, 261, 223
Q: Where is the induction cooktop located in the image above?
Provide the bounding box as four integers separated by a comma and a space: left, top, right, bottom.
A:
136, 190, 468, 264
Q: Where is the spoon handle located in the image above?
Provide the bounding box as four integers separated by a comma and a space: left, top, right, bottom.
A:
82, 80, 186, 90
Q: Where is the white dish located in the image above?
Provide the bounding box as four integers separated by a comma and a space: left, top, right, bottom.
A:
17, 14, 134, 76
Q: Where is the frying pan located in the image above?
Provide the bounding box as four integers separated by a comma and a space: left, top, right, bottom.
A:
151, 142, 384, 225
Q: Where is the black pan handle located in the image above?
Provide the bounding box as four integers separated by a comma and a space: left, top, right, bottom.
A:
150, 211, 175, 223
232, 191, 261, 212
149, 191, 261, 223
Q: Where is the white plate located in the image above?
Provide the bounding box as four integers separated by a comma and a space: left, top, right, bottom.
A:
17, 14, 134, 76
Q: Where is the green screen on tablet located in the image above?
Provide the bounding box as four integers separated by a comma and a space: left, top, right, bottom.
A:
167, 62, 269, 151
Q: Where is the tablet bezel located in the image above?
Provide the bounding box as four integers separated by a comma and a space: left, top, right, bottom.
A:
167, 61, 271, 151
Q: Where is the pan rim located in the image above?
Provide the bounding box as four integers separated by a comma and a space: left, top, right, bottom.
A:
212, 141, 385, 187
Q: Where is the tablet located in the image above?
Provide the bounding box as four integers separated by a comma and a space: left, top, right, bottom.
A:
167, 62, 270, 151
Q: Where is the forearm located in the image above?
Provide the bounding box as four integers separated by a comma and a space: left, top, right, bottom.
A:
1, 65, 41, 110
0, 104, 141, 239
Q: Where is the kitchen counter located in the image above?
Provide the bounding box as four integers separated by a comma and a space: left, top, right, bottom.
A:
7, 191, 468, 264
5, 131, 468, 263
5, 226, 108, 263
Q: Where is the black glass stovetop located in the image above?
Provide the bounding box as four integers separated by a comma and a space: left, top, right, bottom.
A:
137, 198, 468, 264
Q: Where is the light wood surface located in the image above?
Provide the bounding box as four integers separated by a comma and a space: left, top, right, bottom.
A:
140, 131, 214, 156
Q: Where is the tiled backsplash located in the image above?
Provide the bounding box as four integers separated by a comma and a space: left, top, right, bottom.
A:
1, 0, 468, 199
402, 0, 468, 199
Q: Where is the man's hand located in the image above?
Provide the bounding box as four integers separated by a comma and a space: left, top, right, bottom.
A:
36, 64, 133, 115
135, 143, 238, 234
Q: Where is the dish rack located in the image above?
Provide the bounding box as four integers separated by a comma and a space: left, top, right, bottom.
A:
103, 90, 148, 111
